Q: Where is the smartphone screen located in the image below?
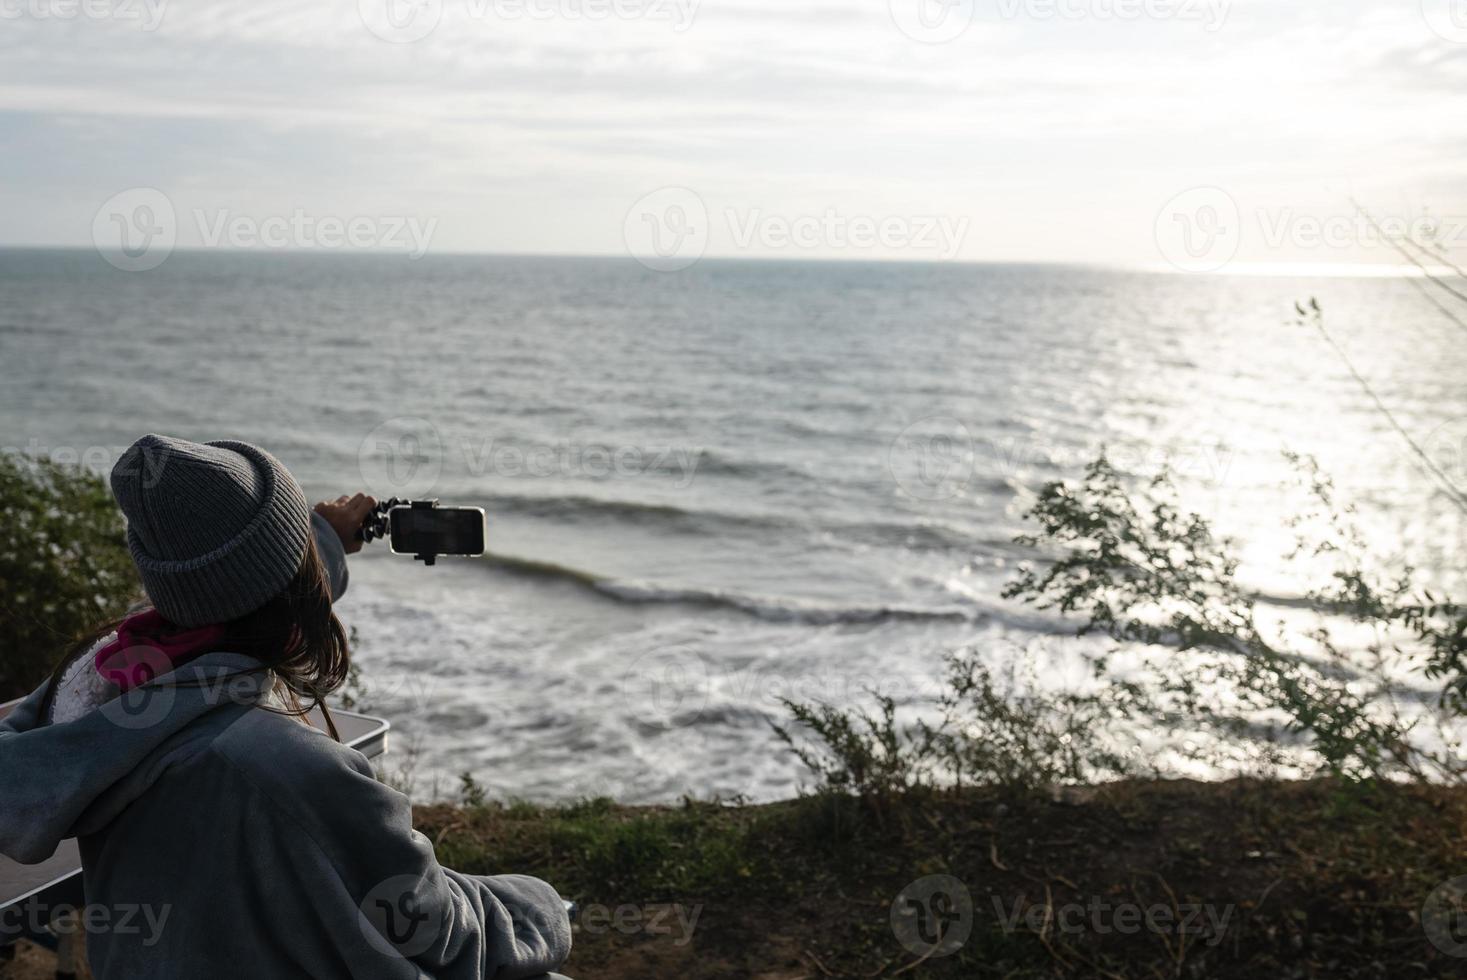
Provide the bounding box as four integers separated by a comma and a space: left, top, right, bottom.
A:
389, 506, 486, 557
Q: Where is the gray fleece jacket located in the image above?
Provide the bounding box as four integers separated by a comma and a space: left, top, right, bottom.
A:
0, 515, 572, 979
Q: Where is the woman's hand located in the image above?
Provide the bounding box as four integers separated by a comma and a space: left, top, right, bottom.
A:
313, 493, 378, 555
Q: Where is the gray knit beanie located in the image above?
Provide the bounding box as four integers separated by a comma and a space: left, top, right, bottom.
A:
109, 434, 312, 628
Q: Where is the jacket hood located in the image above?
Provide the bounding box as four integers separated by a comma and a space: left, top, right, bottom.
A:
0, 652, 270, 864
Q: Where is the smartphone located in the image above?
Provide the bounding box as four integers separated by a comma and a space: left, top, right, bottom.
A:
388, 505, 486, 558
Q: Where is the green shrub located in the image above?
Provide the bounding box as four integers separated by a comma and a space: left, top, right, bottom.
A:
1004, 453, 1467, 782
773, 655, 1134, 804
458, 771, 489, 808
772, 694, 931, 806
918, 654, 1137, 791
776, 452, 1467, 803
0, 454, 139, 701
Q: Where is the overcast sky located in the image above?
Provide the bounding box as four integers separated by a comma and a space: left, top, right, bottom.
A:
1, 0, 1465, 269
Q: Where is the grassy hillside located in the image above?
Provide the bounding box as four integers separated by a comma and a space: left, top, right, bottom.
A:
417, 778, 1467, 979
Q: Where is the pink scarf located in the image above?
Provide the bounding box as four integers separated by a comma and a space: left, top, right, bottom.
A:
93, 609, 225, 693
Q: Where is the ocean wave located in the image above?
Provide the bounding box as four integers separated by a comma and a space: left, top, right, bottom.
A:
487, 490, 1012, 554
483, 553, 977, 626
834, 518, 1017, 554
488, 491, 774, 533
647, 448, 815, 484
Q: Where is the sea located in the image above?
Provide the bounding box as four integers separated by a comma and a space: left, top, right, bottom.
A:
2, 249, 1464, 801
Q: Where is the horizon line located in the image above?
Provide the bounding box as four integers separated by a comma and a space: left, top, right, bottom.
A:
0, 244, 1454, 280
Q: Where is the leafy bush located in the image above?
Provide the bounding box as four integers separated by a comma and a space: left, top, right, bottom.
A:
1005, 453, 1467, 782
773, 694, 933, 812
0, 454, 139, 700
918, 654, 1137, 791
776, 453, 1467, 801
774, 654, 1135, 803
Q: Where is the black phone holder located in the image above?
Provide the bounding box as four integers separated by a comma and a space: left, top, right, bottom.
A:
357, 498, 444, 566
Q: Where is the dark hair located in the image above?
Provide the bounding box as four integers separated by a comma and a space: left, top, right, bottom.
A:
42, 537, 350, 740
